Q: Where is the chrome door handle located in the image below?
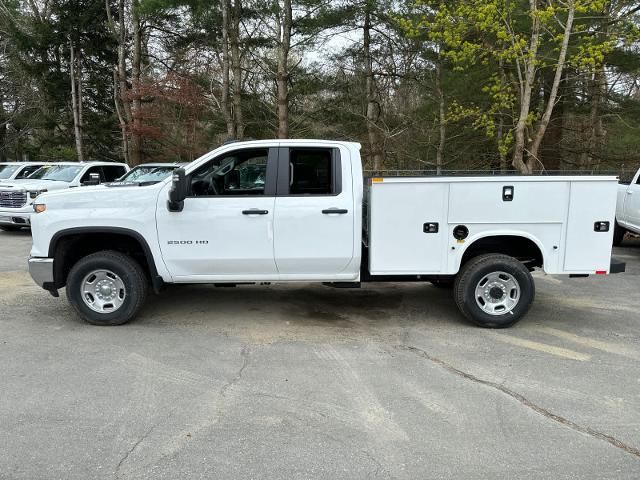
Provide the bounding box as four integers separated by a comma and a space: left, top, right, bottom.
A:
242, 209, 268, 215
322, 208, 348, 214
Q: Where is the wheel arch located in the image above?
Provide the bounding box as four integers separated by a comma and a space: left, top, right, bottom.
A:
455, 232, 546, 274
48, 227, 163, 292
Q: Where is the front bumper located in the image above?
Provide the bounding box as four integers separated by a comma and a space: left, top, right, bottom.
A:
28, 257, 54, 289
0, 207, 32, 226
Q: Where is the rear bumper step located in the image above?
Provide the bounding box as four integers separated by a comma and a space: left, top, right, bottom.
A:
610, 258, 626, 274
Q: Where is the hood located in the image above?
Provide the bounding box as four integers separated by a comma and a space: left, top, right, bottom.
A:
38, 181, 162, 210
0, 179, 70, 191
38, 184, 110, 201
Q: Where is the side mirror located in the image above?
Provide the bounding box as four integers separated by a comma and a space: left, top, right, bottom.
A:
167, 168, 187, 212
83, 172, 101, 186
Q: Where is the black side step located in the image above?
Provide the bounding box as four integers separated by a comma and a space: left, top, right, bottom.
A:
323, 282, 361, 289
610, 258, 626, 274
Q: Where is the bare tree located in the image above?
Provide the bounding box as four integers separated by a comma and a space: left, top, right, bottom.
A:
221, 0, 235, 138
130, 0, 143, 165
435, 55, 445, 174
106, 0, 143, 165
275, 0, 292, 138
69, 38, 84, 161
364, 3, 384, 170
230, 0, 244, 139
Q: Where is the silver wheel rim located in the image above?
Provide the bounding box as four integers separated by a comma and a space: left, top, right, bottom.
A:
81, 269, 126, 313
474, 271, 520, 316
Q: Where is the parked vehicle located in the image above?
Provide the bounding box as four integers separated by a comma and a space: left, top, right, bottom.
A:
614, 167, 640, 245
0, 162, 128, 231
0, 162, 48, 181
112, 162, 186, 185
28, 140, 624, 327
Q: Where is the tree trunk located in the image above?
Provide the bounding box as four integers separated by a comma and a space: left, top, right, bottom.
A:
539, 67, 565, 170
511, 0, 540, 174
221, 0, 235, 139
591, 66, 606, 168
231, 0, 244, 139
129, 0, 143, 166
497, 115, 507, 171
109, 0, 133, 164
0, 95, 6, 162
69, 39, 84, 162
77, 58, 84, 153
363, 4, 384, 171
497, 58, 508, 171
528, 3, 575, 165
276, 0, 292, 139
583, 2, 609, 170
435, 58, 445, 174
112, 71, 130, 164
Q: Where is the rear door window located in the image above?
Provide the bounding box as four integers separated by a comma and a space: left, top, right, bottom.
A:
277, 148, 341, 196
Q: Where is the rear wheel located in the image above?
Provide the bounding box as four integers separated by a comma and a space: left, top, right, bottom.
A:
66, 250, 148, 326
454, 254, 534, 328
612, 221, 626, 246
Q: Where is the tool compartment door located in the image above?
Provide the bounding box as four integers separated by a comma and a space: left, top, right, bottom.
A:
564, 181, 617, 273
368, 181, 448, 274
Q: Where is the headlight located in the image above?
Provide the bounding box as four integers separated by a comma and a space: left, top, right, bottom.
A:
33, 203, 46, 213
29, 189, 47, 199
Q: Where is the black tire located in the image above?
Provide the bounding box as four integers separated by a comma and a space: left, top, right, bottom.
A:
454, 254, 535, 328
612, 221, 626, 247
0, 225, 22, 232
66, 250, 148, 326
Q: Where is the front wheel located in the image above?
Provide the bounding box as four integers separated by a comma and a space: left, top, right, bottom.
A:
66, 250, 148, 325
454, 254, 535, 328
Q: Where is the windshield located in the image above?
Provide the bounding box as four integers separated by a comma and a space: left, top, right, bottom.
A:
28, 165, 83, 182
118, 165, 178, 183
0, 165, 20, 179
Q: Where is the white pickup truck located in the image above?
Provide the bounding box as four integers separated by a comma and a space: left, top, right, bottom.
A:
0, 162, 48, 181
0, 161, 128, 231
614, 167, 640, 245
28, 140, 624, 328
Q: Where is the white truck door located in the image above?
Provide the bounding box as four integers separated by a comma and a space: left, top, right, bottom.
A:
156, 147, 279, 279
273, 146, 356, 277
622, 174, 640, 228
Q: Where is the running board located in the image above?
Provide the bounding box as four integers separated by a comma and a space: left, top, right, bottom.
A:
322, 282, 361, 289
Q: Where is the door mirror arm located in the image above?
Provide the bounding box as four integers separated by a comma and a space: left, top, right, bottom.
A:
167, 168, 187, 212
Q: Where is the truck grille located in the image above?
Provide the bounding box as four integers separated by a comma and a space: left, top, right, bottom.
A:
0, 190, 27, 208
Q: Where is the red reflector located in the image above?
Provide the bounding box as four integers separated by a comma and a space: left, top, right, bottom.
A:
595, 270, 607, 275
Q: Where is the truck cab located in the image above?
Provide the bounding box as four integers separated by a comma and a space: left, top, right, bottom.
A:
614, 168, 640, 244
157, 142, 361, 281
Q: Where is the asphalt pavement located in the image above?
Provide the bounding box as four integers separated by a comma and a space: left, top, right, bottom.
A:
1, 229, 639, 479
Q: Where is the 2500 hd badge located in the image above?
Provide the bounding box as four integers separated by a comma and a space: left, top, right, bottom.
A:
167, 240, 209, 245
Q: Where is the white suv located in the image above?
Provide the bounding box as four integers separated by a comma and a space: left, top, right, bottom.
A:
0, 161, 129, 231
